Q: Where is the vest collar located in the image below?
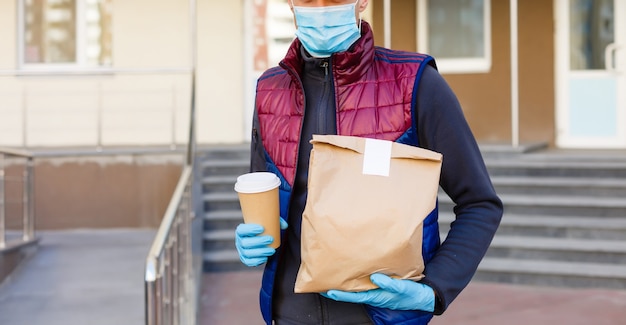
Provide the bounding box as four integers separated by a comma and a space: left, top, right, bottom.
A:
280, 21, 376, 85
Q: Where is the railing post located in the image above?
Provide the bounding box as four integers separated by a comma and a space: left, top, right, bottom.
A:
0, 153, 5, 248
22, 157, 35, 241
144, 168, 195, 325
145, 259, 159, 325
97, 83, 103, 152
171, 84, 177, 150
22, 87, 28, 147
181, 188, 191, 323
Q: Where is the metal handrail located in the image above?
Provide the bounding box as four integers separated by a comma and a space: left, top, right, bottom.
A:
0, 147, 35, 250
145, 166, 195, 325
145, 0, 199, 322
144, 68, 198, 324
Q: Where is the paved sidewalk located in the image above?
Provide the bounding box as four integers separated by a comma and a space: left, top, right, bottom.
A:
3, 231, 626, 325
0, 229, 156, 325
200, 270, 626, 325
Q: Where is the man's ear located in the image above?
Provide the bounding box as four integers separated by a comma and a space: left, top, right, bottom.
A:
358, 0, 369, 12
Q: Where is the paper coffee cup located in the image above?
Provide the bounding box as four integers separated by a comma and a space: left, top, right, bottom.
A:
234, 172, 282, 248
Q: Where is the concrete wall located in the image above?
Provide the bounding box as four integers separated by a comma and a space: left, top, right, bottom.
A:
32, 154, 183, 229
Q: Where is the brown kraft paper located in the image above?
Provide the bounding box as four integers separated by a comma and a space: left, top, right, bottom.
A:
294, 134, 443, 293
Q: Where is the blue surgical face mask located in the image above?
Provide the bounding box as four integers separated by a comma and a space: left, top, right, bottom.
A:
291, 0, 362, 58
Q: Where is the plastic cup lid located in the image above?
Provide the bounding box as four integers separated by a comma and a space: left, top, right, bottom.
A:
234, 172, 281, 193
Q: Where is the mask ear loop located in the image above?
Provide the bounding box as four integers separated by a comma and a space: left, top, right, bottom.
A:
355, 0, 362, 33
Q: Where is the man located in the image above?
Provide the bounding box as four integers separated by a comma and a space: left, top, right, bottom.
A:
235, 0, 503, 324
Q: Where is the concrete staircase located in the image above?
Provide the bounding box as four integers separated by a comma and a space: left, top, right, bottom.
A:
461, 150, 626, 288
199, 144, 626, 289
199, 145, 251, 272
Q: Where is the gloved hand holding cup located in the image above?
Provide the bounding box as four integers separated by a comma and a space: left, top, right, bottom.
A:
234, 172, 282, 248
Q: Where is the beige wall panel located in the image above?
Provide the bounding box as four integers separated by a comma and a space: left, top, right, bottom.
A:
0, 74, 192, 148
0, 83, 23, 146
33, 154, 183, 229
24, 81, 99, 146
196, 0, 245, 144
100, 84, 172, 145
99, 74, 192, 146
0, 2, 16, 70
112, 0, 191, 68
518, 0, 555, 146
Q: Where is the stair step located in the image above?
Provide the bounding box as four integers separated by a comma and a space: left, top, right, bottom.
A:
203, 229, 235, 252
476, 257, 626, 289
438, 193, 626, 207
490, 236, 626, 253
202, 175, 238, 193
205, 209, 242, 220
438, 194, 626, 217
440, 212, 626, 229
492, 176, 626, 187
204, 249, 239, 263
439, 213, 626, 239
203, 229, 233, 240
485, 159, 626, 178
201, 158, 249, 177
203, 249, 252, 272
197, 144, 250, 160
203, 192, 239, 211
486, 236, 626, 263
491, 176, 626, 196
204, 209, 242, 230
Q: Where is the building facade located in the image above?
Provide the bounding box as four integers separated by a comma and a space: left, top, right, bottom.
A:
1, 0, 624, 149
0, 0, 624, 228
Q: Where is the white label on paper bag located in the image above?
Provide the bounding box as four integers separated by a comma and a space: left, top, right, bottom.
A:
362, 138, 392, 177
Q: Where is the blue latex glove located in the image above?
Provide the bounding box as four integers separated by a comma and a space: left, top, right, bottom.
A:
322, 273, 435, 312
235, 217, 288, 267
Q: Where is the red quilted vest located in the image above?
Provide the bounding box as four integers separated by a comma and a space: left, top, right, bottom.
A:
255, 22, 434, 186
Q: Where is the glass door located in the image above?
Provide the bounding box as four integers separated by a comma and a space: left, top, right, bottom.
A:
556, 0, 626, 148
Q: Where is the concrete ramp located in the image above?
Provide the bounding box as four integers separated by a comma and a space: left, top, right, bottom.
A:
0, 229, 155, 325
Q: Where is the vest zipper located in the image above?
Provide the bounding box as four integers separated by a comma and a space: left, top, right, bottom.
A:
321, 60, 329, 79
318, 58, 333, 325
279, 59, 335, 324
318, 59, 332, 133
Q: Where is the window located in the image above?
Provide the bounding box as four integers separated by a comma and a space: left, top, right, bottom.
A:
417, 0, 491, 74
569, 0, 614, 70
19, 0, 113, 70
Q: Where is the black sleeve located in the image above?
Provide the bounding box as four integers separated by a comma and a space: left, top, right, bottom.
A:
415, 65, 503, 314
250, 107, 266, 173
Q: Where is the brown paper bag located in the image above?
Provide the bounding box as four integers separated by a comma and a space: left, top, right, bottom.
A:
294, 134, 443, 293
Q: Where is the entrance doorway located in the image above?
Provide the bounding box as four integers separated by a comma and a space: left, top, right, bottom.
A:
556, 0, 626, 148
